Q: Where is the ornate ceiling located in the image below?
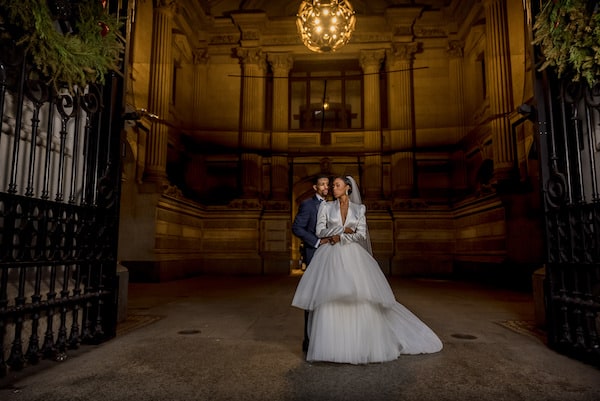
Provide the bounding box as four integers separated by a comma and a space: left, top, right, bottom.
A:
180, 0, 468, 56
197, 0, 454, 18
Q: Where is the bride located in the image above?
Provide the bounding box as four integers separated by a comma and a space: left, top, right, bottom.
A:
292, 175, 443, 364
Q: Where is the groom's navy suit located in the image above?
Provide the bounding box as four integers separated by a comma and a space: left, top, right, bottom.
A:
292, 195, 323, 265
292, 194, 323, 352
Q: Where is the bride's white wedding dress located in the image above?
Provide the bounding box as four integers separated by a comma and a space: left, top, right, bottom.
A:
292, 199, 443, 364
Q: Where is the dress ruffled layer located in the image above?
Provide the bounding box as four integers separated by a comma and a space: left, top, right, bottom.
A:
292, 242, 443, 364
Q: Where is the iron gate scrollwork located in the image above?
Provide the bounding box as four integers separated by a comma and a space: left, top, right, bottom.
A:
0, 9, 124, 376
536, 70, 600, 365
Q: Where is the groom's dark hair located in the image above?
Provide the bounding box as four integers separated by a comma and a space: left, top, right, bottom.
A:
313, 174, 329, 185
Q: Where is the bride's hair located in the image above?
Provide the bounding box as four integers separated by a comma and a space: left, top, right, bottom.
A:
334, 176, 353, 196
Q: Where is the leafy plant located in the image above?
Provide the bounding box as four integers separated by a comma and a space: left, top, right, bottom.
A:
532, 0, 600, 87
0, 0, 124, 89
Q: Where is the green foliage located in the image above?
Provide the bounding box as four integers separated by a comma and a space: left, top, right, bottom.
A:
532, 0, 600, 87
0, 0, 124, 89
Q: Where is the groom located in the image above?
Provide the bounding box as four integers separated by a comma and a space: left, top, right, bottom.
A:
292, 174, 330, 352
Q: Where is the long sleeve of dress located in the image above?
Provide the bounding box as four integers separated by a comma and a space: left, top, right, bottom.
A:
340, 203, 367, 247
316, 201, 368, 249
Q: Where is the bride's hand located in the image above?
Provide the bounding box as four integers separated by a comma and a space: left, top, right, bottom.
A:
343, 227, 355, 234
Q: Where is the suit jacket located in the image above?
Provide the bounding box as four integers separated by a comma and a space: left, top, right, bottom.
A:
292, 195, 323, 264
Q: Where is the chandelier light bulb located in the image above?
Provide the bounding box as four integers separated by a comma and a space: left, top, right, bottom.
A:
296, 0, 356, 53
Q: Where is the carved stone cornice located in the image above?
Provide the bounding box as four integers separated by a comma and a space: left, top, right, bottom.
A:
209, 34, 239, 45
267, 53, 293, 75
320, 158, 333, 175
447, 40, 465, 58
391, 198, 429, 210
173, 32, 193, 61
262, 200, 290, 211
363, 200, 391, 211
413, 25, 447, 38
388, 42, 419, 61
385, 6, 424, 42
351, 33, 393, 44
236, 47, 265, 66
163, 184, 184, 199
194, 48, 209, 65
359, 49, 386, 72
154, 0, 177, 14
228, 198, 263, 210
263, 34, 302, 46
231, 11, 268, 47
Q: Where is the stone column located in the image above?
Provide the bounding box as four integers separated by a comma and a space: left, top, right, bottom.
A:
360, 50, 386, 200
387, 42, 418, 199
484, 0, 515, 181
237, 47, 266, 199
267, 53, 293, 201
145, 0, 175, 185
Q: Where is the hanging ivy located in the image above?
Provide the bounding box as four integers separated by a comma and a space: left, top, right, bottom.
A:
532, 0, 600, 87
0, 0, 124, 89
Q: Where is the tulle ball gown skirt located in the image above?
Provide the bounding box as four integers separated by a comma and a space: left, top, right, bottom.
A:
292, 242, 443, 364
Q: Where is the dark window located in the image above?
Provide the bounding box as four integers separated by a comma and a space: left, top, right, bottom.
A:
289, 60, 363, 130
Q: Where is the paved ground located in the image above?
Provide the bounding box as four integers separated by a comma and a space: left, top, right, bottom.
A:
1, 274, 599, 401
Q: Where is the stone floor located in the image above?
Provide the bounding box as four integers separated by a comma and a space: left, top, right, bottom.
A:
1, 274, 599, 401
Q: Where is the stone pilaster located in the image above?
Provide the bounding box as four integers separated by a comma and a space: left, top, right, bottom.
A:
447, 40, 466, 143
267, 53, 293, 201
484, 0, 515, 181
192, 48, 209, 123
145, 0, 175, 186
447, 40, 468, 191
237, 47, 267, 199
387, 42, 418, 199
359, 49, 386, 200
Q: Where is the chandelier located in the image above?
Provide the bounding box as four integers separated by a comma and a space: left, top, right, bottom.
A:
296, 0, 356, 53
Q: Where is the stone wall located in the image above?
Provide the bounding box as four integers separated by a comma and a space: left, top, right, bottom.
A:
120, 192, 295, 281
392, 207, 455, 276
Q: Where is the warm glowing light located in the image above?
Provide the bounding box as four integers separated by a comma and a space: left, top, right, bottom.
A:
296, 0, 356, 53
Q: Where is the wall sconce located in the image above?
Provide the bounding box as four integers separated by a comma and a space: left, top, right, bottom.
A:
296, 0, 356, 53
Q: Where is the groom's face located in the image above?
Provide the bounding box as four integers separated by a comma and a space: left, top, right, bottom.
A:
314, 178, 329, 198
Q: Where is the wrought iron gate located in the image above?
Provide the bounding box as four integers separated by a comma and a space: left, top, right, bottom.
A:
0, 5, 125, 375
535, 55, 600, 365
